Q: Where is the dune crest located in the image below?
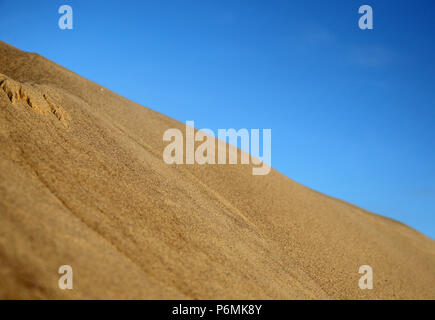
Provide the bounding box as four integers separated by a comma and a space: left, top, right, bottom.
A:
0, 41, 434, 299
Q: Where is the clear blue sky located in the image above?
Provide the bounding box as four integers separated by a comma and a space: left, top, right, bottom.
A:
1, 0, 434, 238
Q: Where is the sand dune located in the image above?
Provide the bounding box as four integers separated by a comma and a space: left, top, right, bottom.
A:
0, 41, 434, 299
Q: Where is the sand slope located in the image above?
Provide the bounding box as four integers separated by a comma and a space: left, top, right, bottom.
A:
0, 41, 434, 299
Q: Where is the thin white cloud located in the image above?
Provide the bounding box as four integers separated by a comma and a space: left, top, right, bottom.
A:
348, 45, 394, 67
303, 26, 337, 46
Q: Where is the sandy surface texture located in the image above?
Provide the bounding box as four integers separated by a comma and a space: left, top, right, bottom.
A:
0, 41, 434, 299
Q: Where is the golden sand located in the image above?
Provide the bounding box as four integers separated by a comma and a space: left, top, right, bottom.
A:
0, 41, 434, 299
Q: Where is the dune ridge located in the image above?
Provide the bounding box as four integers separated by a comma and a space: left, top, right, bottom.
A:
0, 41, 434, 299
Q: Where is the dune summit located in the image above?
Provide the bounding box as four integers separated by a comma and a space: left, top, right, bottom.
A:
0, 41, 434, 299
